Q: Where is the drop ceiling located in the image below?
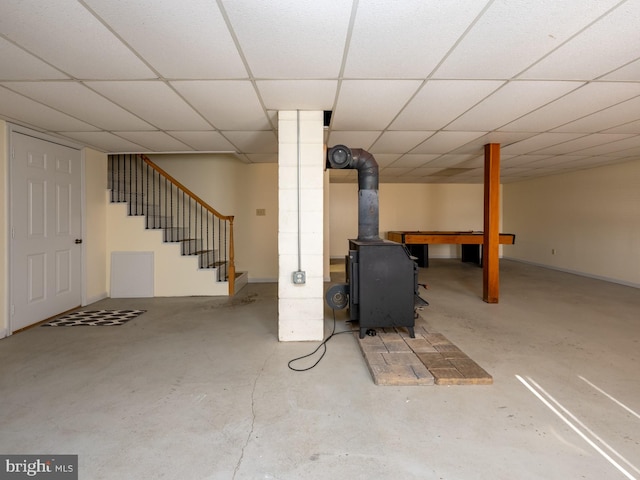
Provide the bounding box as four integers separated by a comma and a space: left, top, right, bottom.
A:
1, 0, 639, 183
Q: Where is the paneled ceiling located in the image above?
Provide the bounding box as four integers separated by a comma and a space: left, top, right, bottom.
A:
1, 0, 639, 183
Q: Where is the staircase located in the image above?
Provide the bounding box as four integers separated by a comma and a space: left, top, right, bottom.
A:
108, 154, 242, 296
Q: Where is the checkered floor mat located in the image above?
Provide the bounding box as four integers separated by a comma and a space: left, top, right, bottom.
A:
42, 309, 146, 327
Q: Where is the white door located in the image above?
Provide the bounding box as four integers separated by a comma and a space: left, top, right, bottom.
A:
10, 132, 82, 332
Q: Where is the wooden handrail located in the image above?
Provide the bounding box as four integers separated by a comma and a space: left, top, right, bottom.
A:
140, 154, 237, 295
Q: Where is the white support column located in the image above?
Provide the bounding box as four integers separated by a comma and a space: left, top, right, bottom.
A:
278, 111, 324, 341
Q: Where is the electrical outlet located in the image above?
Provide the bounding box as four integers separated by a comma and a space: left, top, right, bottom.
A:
256, 208, 266, 216
292, 271, 306, 284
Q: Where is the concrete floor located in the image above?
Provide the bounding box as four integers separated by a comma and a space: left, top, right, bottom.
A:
1, 259, 639, 479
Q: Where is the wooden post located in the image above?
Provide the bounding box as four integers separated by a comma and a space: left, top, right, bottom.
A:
483, 143, 500, 303
228, 216, 236, 296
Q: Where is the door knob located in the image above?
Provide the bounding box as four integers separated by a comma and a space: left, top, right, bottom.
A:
75, 239, 83, 244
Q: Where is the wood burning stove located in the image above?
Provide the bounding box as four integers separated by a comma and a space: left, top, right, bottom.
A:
325, 145, 427, 338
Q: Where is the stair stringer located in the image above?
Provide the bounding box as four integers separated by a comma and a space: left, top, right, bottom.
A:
107, 201, 229, 296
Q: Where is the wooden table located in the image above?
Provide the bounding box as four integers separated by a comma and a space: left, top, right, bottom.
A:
387, 231, 516, 267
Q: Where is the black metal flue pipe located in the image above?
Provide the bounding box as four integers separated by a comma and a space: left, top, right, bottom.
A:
326, 145, 380, 241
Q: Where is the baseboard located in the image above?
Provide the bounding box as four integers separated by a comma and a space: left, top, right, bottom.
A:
504, 257, 640, 289
0, 327, 8, 339
248, 278, 278, 283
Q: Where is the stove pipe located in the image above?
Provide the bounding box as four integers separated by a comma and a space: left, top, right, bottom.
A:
326, 145, 380, 241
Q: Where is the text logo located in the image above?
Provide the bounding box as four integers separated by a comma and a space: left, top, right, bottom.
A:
0, 456, 77, 480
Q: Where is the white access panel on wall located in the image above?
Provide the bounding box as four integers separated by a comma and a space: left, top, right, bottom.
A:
110, 252, 154, 298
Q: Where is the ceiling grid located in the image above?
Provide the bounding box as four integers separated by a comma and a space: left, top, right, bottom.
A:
0, 0, 638, 183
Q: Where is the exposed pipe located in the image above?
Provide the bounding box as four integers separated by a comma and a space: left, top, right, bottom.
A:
296, 110, 302, 271
326, 145, 380, 241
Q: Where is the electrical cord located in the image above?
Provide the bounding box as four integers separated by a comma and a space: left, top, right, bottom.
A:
287, 309, 353, 372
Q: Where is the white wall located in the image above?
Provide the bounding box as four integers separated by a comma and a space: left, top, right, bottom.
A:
239, 163, 278, 281
277, 111, 325, 342
503, 159, 640, 287
149, 154, 279, 282
329, 182, 491, 258
106, 202, 229, 296
83, 148, 109, 304
0, 120, 7, 337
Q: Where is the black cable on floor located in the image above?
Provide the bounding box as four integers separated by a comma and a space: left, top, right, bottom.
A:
287, 309, 353, 372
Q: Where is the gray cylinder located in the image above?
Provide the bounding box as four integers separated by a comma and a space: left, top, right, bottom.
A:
326, 145, 380, 241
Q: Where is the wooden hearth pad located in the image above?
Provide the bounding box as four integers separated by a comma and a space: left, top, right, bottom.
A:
354, 318, 493, 386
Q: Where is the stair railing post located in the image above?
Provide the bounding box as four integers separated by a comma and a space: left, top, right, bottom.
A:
228, 216, 235, 296
110, 154, 238, 296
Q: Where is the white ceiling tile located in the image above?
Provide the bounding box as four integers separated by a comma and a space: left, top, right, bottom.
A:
567, 156, 637, 169
447, 81, 583, 130
433, 0, 621, 79
368, 154, 402, 167
223, 131, 278, 153
0, 0, 155, 79
502, 167, 537, 176
600, 58, 640, 81
525, 167, 563, 176
552, 96, 640, 134
86, 81, 210, 130
257, 80, 337, 110
455, 155, 487, 168
2, 82, 155, 130
379, 167, 415, 177
115, 132, 193, 152
540, 155, 596, 169
409, 167, 449, 177
603, 119, 640, 135
569, 135, 640, 157
245, 154, 278, 163
171, 81, 270, 130
0, 0, 637, 178
411, 131, 487, 154
332, 80, 422, 130
83, 0, 247, 79
532, 134, 635, 155
450, 132, 538, 154
378, 176, 408, 183
344, 0, 490, 78
390, 155, 441, 168
0, 87, 98, 131
390, 80, 503, 130
370, 131, 433, 154
61, 132, 147, 153
326, 131, 381, 150
502, 155, 553, 168
502, 133, 589, 154
520, 2, 640, 80
0, 38, 68, 80
451, 168, 485, 177
503, 82, 640, 132
222, 0, 352, 78
167, 131, 237, 152
419, 154, 475, 168
526, 155, 592, 168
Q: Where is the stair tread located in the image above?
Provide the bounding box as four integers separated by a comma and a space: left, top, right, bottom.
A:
110, 156, 233, 288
